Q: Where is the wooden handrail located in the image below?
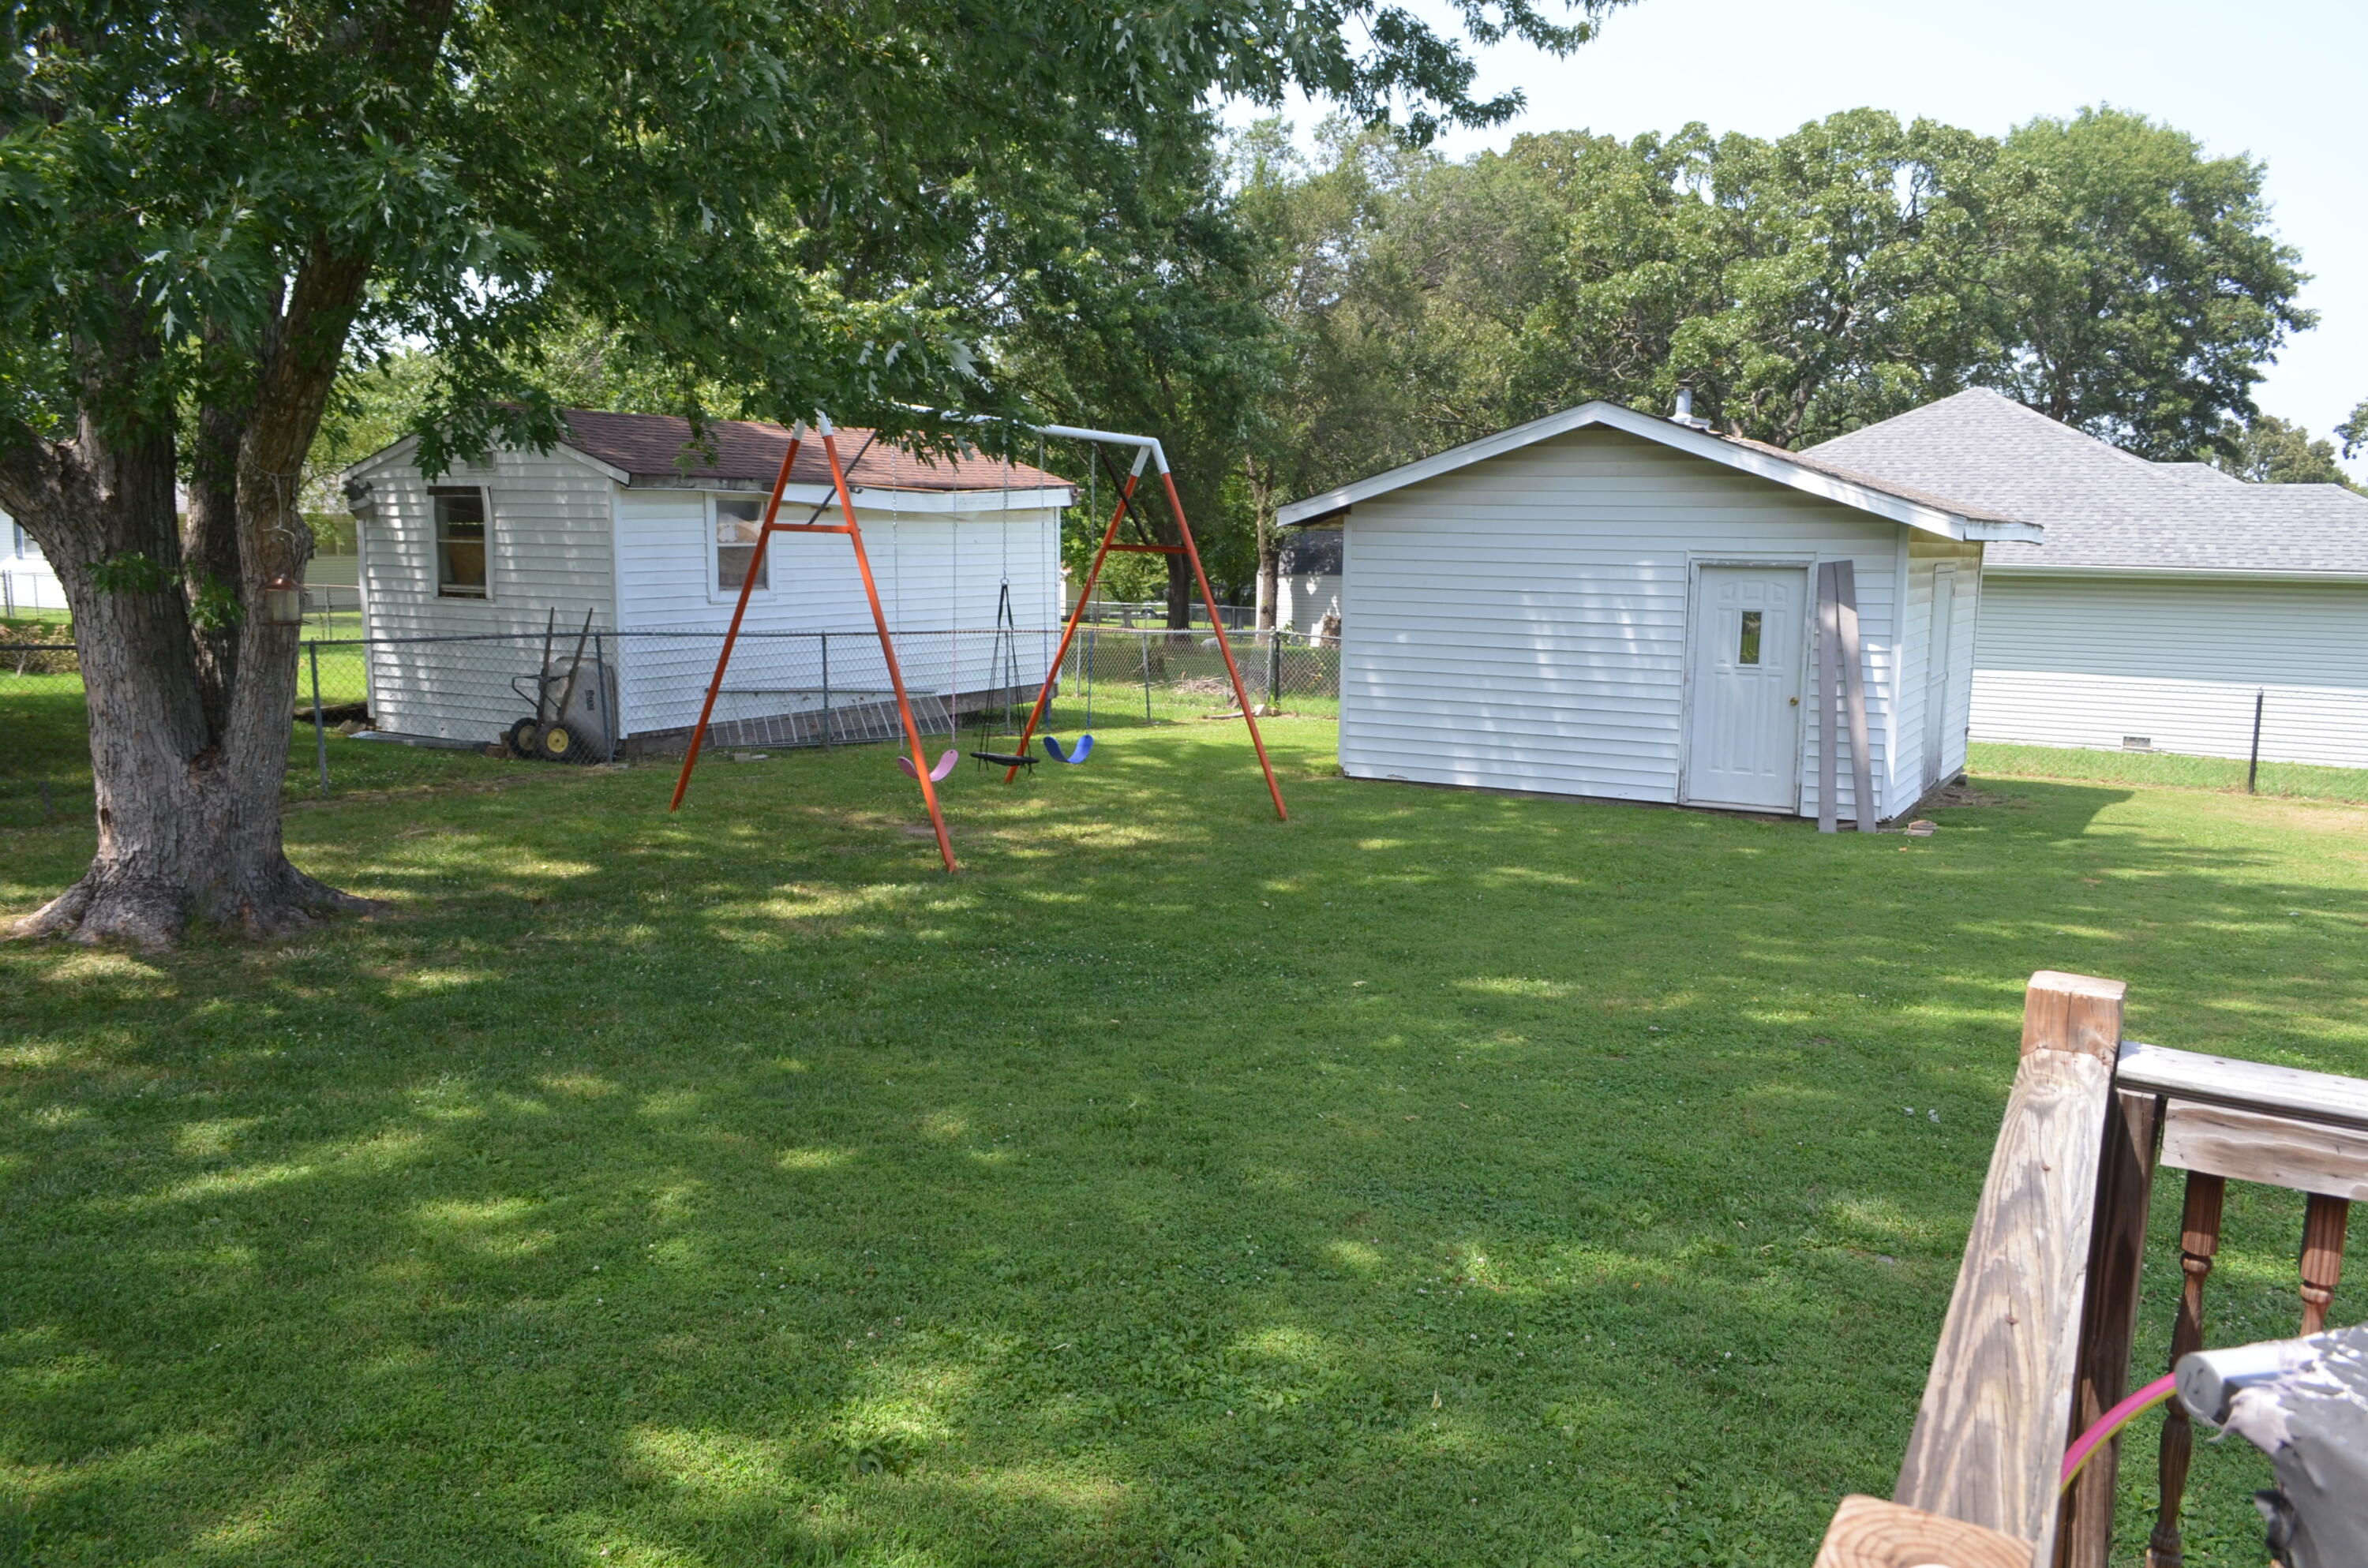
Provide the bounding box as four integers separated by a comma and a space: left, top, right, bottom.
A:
1818, 975, 2366, 1568
1891, 972, 2123, 1563
2115, 1041, 2368, 1132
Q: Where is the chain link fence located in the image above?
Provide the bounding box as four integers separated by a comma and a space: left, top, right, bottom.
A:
0, 623, 1341, 825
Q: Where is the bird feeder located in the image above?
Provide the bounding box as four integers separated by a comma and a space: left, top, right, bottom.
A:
261, 574, 304, 626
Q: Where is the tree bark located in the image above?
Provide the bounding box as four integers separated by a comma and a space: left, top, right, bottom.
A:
4, 252, 377, 949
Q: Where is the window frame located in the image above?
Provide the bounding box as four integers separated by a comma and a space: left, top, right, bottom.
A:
429, 484, 493, 601
709, 492, 774, 602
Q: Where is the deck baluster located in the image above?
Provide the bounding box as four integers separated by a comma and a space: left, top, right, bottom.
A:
2299, 1194, 2349, 1334
2145, 1171, 2224, 1568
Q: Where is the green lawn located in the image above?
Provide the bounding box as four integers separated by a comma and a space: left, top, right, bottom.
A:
1969, 739, 2368, 806
4, 716, 2364, 1566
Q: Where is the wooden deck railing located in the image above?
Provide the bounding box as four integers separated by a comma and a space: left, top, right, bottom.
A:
1813, 971, 2362, 1568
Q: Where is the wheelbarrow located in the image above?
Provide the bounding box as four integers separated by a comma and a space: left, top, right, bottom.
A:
507, 610, 608, 762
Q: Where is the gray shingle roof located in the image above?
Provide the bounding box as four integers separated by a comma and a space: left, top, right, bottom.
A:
1802, 387, 2368, 574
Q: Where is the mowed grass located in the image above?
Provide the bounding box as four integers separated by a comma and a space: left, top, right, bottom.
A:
3, 717, 2366, 1567
1969, 739, 2368, 806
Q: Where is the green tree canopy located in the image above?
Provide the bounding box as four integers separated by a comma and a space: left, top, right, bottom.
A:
0, 0, 1624, 945
1241, 103, 2313, 485
2212, 414, 2360, 489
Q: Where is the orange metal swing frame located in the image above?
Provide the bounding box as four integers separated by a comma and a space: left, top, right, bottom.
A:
999, 436, 1287, 823
667, 417, 957, 873
667, 414, 1287, 875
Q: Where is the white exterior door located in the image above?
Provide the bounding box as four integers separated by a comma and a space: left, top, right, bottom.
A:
1684, 566, 1806, 810
1923, 566, 1958, 783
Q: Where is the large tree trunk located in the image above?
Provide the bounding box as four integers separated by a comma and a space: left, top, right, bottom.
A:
5, 253, 376, 949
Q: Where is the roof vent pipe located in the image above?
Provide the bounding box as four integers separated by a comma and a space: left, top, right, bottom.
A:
1671, 388, 1711, 431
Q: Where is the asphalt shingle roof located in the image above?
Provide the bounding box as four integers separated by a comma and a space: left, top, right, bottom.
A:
1802, 387, 2368, 574
557, 409, 1070, 494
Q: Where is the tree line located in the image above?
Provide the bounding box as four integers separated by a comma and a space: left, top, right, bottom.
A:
315, 102, 2359, 619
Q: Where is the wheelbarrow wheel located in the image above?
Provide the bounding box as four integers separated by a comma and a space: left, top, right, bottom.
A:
506, 717, 541, 758
538, 722, 582, 763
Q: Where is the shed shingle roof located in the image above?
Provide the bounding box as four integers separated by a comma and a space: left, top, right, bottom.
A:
557, 409, 1070, 494
1802, 388, 2368, 574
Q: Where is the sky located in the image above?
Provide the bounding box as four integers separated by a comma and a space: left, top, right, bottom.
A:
1236, 0, 2368, 475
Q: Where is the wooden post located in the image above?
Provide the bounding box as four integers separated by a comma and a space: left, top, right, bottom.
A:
1818, 561, 1841, 834
1894, 972, 2125, 1565
1815, 1495, 2034, 1568
2056, 1089, 2160, 1568
2299, 1193, 2349, 1335
2145, 1171, 2224, 1568
1832, 558, 1877, 832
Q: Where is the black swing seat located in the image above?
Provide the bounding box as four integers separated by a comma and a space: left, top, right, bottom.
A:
970, 750, 1036, 769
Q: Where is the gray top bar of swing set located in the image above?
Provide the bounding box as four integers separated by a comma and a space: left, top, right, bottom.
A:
867, 407, 1163, 477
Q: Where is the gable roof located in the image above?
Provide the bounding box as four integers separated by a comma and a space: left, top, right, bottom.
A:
556, 410, 1070, 494
1273, 400, 2039, 542
343, 409, 1072, 497
1803, 388, 2368, 577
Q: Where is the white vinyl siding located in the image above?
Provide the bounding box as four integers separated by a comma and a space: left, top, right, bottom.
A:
1277, 572, 1342, 635
1336, 425, 1929, 821
1890, 537, 1985, 806
357, 449, 620, 741
612, 492, 1063, 739
1971, 574, 2368, 768
1, 512, 66, 612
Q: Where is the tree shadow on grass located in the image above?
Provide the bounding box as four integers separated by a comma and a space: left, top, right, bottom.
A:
2, 738, 2360, 1565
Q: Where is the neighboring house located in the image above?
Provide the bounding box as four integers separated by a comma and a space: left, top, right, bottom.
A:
1806, 389, 2368, 769
341, 410, 1073, 748
2, 514, 66, 614
1271, 524, 1342, 637
1276, 401, 2036, 821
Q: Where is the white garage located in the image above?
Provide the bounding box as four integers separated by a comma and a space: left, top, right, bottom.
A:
1275, 401, 2038, 822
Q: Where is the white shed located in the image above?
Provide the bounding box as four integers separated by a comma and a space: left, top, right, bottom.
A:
340, 410, 1073, 750
1275, 402, 2038, 821
2, 513, 66, 614
1806, 390, 2368, 770
1270, 524, 1343, 637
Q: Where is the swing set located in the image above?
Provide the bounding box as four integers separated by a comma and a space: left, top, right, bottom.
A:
667, 414, 1287, 872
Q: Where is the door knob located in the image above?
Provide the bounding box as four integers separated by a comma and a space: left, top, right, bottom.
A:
1789, 696, 1800, 705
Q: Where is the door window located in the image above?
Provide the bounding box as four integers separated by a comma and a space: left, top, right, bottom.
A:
1737, 610, 1763, 666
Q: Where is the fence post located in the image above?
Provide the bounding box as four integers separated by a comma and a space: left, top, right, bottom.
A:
594, 633, 614, 763
308, 641, 329, 796
2246, 687, 2264, 794
1265, 632, 1281, 711
1141, 629, 1152, 720
819, 630, 831, 749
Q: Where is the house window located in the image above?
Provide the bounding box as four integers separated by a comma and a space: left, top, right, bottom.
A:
717, 497, 767, 592
431, 487, 489, 598
1737, 610, 1763, 666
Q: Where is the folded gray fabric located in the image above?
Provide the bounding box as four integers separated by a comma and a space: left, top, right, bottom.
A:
2179, 1324, 2368, 1568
